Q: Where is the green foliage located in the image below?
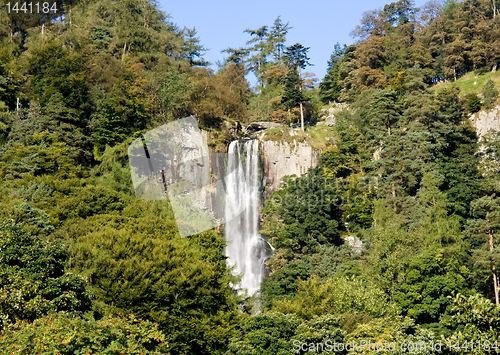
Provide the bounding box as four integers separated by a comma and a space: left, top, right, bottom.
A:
483, 79, 499, 109
1, 0, 500, 351
346, 316, 438, 355
261, 168, 343, 270
320, 43, 346, 103
0, 132, 83, 181
393, 247, 468, 333
14, 201, 55, 235
18, 181, 52, 203
480, 129, 500, 191
226, 312, 345, 355
281, 68, 304, 112
260, 259, 311, 307
309, 244, 358, 280
272, 276, 395, 321
0, 313, 170, 354
63, 212, 240, 355
466, 93, 482, 114
366, 195, 468, 318
466, 196, 500, 302
0, 222, 91, 325
447, 293, 500, 354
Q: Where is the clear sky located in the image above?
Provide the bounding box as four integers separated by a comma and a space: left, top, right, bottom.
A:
158, 0, 430, 85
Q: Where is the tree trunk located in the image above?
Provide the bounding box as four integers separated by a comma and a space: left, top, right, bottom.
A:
258, 61, 262, 95
392, 183, 396, 211
300, 101, 304, 132
489, 229, 499, 305
494, 0, 496, 19
122, 43, 127, 62
298, 66, 304, 131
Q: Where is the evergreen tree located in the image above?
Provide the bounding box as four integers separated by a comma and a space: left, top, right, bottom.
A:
467, 196, 500, 305
483, 79, 499, 109
267, 16, 292, 64
0, 221, 91, 324
319, 43, 346, 103
283, 43, 311, 131
244, 25, 270, 93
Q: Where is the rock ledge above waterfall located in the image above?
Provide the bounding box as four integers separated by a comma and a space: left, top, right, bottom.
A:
243, 122, 284, 135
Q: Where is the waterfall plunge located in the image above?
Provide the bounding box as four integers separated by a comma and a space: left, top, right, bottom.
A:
225, 140, 269, 296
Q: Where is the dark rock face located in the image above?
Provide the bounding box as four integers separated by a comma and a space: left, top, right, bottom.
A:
244, 122, 284, 135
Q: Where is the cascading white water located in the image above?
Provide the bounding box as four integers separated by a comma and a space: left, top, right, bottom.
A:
225, 139, 268, 296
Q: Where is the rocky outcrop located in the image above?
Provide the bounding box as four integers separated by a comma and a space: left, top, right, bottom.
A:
470, 105, 500, 137
244, 122, 284, 135
261, 140, 320, 198
220, 120, 241, 139
318, 103, 349, 126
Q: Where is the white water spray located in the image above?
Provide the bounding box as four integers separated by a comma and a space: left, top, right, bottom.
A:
225, 140, 268, 296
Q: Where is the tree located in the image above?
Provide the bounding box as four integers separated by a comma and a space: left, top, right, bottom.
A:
0, 313, 170, 353
268, 16, 292, 64
383, 0, 417, 27
261, 168, 343, 270
351, 9, 387, 39
435, 86, 483, 222
367, 89, 401, 137
222, 47, 249, 65
272, 276, 395, 320
65, 211, 241, 355
393, 247, 468, 331
244, 25, 270, 93
355, 36, 387, 89
281, 68, 303, 121
466, 94, 482, 114
0, 221, 91, 325
283, 43, 311, 131
319, 43, 347, 103
181, 27, 208, 66
448, 293, 500, 350
483, 79, 499, 109
480, 129, 500, 191
226, 312, 345, 355
467, 196, 500, 305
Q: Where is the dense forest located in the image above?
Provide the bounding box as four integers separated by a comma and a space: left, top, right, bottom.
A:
0, 0, 500, 354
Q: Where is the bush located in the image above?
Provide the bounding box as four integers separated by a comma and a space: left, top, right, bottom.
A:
466, 94, 482, 114
0, 222, 91, 325
483, 79, 498, 109
0, 313, 169, 354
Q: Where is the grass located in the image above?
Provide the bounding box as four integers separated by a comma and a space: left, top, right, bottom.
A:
433, 69, 500, 97
261, 127, 307, 145
306, 125, 336, 150
260, 124, 336, 151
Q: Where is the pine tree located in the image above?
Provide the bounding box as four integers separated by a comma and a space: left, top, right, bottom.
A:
283, 43, 311, 131
319, 43, 346, 103
467, 196, 500, 305
483, 79, 499, 109
267, 17, 292, 64
244, 25, 270, 93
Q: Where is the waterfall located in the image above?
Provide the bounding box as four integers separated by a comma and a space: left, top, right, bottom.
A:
225, 139, 268, 296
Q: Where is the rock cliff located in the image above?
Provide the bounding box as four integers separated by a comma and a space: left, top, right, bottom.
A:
261, 140, 320, 198
470, 105, 500, 137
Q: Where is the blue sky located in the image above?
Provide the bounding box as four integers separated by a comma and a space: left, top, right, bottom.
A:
158, 0, 430, 85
